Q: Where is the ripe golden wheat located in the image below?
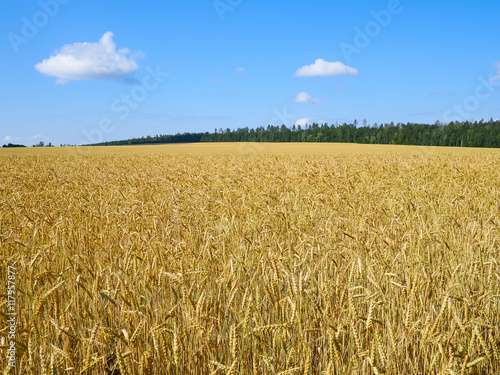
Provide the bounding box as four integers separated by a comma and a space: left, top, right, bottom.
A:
1, 145, 499, 374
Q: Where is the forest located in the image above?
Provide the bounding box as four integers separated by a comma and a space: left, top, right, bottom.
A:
2, 143, 26, 148
90, 119, 500, 148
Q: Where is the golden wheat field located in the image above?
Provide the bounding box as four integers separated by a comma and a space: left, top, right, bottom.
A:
1, 143, 500, 374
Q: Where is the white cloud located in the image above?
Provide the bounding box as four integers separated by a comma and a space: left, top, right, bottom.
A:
292, 92, 326, 103
490, 61, 500, 82
294, 59, 358, 77
295, 118, 311, 126
35, 32, 143, 84
235, 67, 246, 73
31, 134, 50, 140
411, 111, 438, 117
3, 136, 21, 142
331, 84, 347, 91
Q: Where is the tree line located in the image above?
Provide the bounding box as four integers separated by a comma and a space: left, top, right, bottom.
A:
2, 143, 26, 148
90, 119, 500, 148
1, 141, 54, 148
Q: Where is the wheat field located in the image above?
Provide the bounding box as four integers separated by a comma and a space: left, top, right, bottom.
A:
1, 143, 500, 374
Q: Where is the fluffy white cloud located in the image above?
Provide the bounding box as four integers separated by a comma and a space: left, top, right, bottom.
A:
3, 136, 21, 142
294, 59, 358, 77
235, 67, 246, 73
295, 118, 311, 126
292, 92, 326, 103
35, 32, 143, 84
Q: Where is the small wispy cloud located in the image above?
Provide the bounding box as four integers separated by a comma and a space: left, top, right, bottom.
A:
128, 111, 168, 120
31, 134, 50, 140
170, 114, 232, 122
331, 84, 347, 91
294, 59, 358, 77
490, 61, 500, 82
35, 31, 144, 85
410, 111, 438, 117
221, 90, 240, 96
429, 91, 455, 97
3, 136, 22, 142
235, 67, 246, 73
292, 92, 326, 103
208, 78, 220, 83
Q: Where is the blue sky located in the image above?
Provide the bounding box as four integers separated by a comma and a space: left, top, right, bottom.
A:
1, 0, 499, 146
